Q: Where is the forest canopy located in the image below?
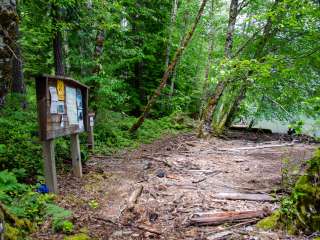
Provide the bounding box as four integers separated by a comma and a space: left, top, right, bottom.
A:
0, 0, 320, 239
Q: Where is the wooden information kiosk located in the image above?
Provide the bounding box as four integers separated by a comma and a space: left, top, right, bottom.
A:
35, 75, 89, 193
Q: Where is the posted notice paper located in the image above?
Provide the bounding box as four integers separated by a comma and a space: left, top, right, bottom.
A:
49, 86, 58, 114
66, 87, 78, 125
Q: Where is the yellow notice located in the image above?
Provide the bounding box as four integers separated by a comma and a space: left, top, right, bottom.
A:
57, 80, 65, 101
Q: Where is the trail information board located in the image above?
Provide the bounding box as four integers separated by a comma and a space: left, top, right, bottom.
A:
35, 75, 90, 193
35, 75, 89, 141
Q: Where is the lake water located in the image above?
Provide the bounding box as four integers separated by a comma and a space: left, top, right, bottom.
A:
254, 117, 320, 137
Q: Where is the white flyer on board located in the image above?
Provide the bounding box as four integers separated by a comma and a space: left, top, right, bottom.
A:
66, 87, 78, 125
49, 86, 58, 114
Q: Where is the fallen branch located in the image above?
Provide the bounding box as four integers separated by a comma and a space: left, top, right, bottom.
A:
219, 143, 294, 151
134, 224, 162, 235
206, 219, 259, 239
189, 208, 271, 226
192, 177, 207, 184
127, 185, 143, 210
212, 192, 275, 202
93, 216, 118, 226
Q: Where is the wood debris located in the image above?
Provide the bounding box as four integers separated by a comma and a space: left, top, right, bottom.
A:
212, 192, 275, 202
127, 185, 143, 210
189, 208, 271, 226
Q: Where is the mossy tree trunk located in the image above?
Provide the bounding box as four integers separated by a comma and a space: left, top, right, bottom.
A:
0, 0, 18, 107
199, 0, 282, 137
198, 0, 239, 137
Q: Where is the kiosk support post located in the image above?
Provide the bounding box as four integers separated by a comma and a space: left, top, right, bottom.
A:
87, 112, 95, 151
71, 133, 82, 177
43, 140, 58, 193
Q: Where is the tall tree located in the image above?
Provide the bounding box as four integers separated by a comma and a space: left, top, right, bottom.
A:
11, 25, 25, 95
198, 0, 239, 137
51, 4, 65, 76
0, 0, 19, 107
130, 0, 209, 132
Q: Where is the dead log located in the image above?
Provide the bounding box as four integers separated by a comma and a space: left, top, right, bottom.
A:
212, 192, 275, 202
192, 177, 207, 184
219, 143, 294, 152
190, 208, 271, 226
127, 185, 143, 210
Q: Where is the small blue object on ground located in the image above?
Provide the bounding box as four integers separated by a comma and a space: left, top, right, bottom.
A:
36, 184, 49, 193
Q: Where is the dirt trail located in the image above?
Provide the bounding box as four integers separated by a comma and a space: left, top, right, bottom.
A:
36, 131, 318, 239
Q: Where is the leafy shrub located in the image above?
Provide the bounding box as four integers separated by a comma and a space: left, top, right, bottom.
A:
0, 93, 89, 179
53, 220, 74, 234
0, 96, 43, 179
257, 149, 320, 234
0, 171, 73, 238
94, 110, 192, 154
278, 149, 320, 234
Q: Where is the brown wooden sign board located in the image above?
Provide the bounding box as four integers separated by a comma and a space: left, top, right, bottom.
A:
35, 75, 89, 141
35, 75, 90, 193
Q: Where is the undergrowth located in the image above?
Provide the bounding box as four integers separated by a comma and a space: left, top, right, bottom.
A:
0, 91, 194, 239
257, 149, 320, 235
0, 171, 73, 239
94, 110, 194, 154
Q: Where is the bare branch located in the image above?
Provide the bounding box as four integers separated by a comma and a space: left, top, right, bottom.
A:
238, 0, 250, 13
232, 26, 264, 57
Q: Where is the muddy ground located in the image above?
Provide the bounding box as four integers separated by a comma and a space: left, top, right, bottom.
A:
34, 131, 319, 239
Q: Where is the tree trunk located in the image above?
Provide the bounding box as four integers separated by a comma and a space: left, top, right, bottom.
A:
166, 0, 179, 68
130, 0, 209, 133
51, 4, 65, 76
224, 0, 238, 58
168, 0, 179, 98
88, 30, 105, 112
92, 30, 105, 74
199, 0, 216, 119
198, 0, 239, 137
63, 31, 70, 75
198, 81, 226, 137
210, 0, 282, 133
53, 30, 65, 76
0, 0, 18, 107
12, 25, 25, 95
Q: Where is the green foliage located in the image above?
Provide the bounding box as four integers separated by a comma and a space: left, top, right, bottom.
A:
53, 220, 74, 234
289, 120, 304, 135
257, 210, 280, 230
0, 92, 89, 179
0, 171, 74, 238
275, 149, 320, 234
94, 110, 193, 154
83, 74, 129, 111
0, 95, 42, 179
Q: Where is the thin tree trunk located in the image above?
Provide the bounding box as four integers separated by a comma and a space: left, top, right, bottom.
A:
53, 30, 65, 76
89, 30, 105, 112
199, 0, 216, 119
166, 0, 179, 68
198, 0, 239, 137
224, 0, 238, 58
12, 26, 25, 95
130, 0, 209, 133
92, 30, 105, 74
51, 4, 65, 76
63, 31, 70, 75
217, 0, 281, 130
168, 0, 180, 99
0, 0, 18, 107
